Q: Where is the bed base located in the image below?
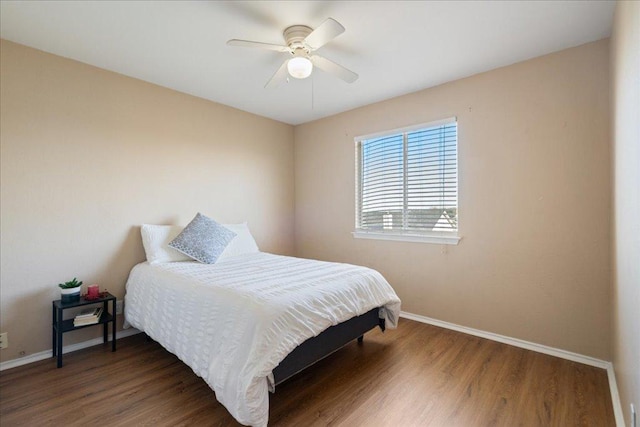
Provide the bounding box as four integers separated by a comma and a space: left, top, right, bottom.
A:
272, 307, 385, 386
141, 307, 385, 388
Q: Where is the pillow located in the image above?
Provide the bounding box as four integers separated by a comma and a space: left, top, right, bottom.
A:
141, 224, 192, 264
217, 222, 260, 262
169, 213, 236, 264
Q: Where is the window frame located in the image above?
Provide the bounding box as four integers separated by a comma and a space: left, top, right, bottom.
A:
353, 117, 461, 245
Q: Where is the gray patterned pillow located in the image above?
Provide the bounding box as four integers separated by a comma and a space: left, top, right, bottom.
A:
168, 213, 236, 264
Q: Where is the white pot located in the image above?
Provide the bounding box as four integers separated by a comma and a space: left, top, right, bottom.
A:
61, 286, 81, 303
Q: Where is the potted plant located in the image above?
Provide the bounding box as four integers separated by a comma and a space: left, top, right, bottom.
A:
59, 278, 83, 303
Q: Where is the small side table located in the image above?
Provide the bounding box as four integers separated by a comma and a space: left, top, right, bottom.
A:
52, 292, 116, 368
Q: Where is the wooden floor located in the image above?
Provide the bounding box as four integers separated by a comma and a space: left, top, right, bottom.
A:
0, 319, 614, 426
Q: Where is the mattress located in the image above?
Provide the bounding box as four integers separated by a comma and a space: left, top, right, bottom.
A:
124, 252, 401, 426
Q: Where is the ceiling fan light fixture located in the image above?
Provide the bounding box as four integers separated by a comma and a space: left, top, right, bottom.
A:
287, 57, 313, 79
229, 18, 357, 87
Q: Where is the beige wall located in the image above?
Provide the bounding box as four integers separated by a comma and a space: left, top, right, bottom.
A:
610, 1, 640, 423
294, 40, 611, 359
0, 40, 295, 362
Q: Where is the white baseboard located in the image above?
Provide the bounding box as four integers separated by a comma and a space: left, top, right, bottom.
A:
606, 363, 626, 427
0, 328, 141, 372
400, 311, 624, 427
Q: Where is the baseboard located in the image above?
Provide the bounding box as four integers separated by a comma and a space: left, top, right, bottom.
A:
606, 362, 626, 427
0, 328, 141, 372
400, 311, 607, 368
400, 311, 624, 427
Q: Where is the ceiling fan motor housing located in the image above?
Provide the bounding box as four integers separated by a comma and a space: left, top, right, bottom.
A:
284, 25, 313, 53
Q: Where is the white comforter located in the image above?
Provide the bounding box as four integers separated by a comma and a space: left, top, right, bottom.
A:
124, 252, 401, 426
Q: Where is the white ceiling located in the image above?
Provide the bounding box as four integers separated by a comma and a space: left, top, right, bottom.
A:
0, 1, 615, 125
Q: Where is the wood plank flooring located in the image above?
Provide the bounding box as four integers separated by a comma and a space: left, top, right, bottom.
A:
0, 319, 614, 426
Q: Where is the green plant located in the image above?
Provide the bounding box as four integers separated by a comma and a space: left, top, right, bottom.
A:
58, 278, 83, 289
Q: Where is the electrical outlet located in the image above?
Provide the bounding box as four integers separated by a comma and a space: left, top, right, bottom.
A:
116, 300, 123, 315
0, 332, 8, 349
631, 403, 636, 427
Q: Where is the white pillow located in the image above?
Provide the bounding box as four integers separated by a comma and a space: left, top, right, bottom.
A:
141, 224, 192, 264
217, 222, 260, 262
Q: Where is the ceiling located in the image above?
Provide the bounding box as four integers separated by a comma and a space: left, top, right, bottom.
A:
0, 1, 615, 125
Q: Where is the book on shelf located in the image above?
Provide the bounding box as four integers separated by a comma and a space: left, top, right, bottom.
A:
75, 307, 101, 319
73, 307, 103, 326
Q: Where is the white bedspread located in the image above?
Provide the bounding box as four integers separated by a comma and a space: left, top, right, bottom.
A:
124, 252, 400, 427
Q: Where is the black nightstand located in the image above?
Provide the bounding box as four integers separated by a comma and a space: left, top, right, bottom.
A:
52, 292, 116, 368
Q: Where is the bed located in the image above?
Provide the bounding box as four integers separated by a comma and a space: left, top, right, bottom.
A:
125, 220, 401, 426
124, 251, 400, 427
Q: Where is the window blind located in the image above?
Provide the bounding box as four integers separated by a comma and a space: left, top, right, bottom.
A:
356, 119, 458, 234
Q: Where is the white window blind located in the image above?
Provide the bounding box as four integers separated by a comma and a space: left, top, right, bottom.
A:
355, 118, 458, 239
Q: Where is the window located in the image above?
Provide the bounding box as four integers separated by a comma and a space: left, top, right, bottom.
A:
354, 117, 460, 244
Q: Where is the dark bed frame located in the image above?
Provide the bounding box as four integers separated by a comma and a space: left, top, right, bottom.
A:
144, 307, 385, 387
272, 307, 385, 386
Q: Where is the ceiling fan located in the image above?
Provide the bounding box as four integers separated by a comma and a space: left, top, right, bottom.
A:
227, 18, 358, 88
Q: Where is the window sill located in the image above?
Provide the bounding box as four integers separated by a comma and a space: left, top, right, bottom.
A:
352, 231, 461, 245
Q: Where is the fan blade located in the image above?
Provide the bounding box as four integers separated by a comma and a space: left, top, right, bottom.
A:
265, 60, 290, 88
304, 18, 345, 50
310, 55, 358, 83
227, 39, 290, 53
